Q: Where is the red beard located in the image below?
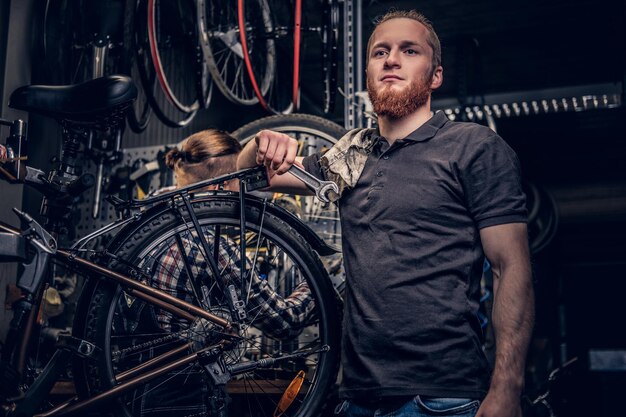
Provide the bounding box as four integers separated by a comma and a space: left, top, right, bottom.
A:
367, 75, 432, 119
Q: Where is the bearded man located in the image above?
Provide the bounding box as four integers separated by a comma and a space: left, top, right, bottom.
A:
237, 10, 534, 417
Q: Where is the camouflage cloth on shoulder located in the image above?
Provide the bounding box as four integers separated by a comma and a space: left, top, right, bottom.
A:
319, 128, 377, 202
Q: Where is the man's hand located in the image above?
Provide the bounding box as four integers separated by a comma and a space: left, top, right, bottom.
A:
476, 385, 523, 417
254, 130, 299, 175
237, 129, 312, 194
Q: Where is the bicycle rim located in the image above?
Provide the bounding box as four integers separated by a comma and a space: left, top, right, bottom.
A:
238, 0, 293, 114
136, 0, 199, 128
147, 0, 201, 114
73, 197, 340, 417
202, 0, 265, 106
123, 0, 152, 133
321, 0, 340, 114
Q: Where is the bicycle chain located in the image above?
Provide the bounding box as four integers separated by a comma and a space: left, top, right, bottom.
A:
112, 331, 187, 359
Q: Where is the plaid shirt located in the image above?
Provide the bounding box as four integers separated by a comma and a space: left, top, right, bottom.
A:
151, 232, 315, 340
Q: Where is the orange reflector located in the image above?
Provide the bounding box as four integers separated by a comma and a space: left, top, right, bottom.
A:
273, 370, 306, 417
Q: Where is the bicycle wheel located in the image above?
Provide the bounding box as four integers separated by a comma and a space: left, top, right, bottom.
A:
37, 0, 74, 84
321, 0, 339, 114
121, 0, 152, 133
39, 0, 125, 84
232, 114, 346, 250
148, 0, 201, 113
73, 196, 341, 417
237, 0, 294, 114
202, 0, 263, 106
140, 0, 211, 127
134, 0, 197, 129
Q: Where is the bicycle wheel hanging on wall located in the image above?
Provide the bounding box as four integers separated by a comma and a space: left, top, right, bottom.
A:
121, 0, 152, 133
38, 0, 126, 84
37, 0, 74, 84
201, 0, 272, 107
40, 0, 154, 132
73, 196, 341, 417
237, 0, 293, 114
140, 0, 213, 128
321, 0, 340, 114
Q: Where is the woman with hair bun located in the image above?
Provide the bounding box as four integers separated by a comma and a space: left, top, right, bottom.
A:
164, 129, 243, 191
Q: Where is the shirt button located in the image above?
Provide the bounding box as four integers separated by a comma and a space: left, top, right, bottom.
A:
376, 171, 383, 177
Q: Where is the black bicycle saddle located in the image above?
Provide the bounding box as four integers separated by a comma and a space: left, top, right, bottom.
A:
8, 75, 138, 122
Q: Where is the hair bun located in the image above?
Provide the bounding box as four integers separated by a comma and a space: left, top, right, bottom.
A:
164, 148, 185, 168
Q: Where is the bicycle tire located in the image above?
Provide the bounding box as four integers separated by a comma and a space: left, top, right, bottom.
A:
38, 0, 73, 84
232, 113, 345, 146
147, 0, 199, 113
72, 196, 341, 417
292, 0, 303, 112
122, 0, 152, 133
321, 0, 339, 114
40, 0, 124, 84
200, 0, 270, 106
237, 0, 293, 114
135, 0, 201, 128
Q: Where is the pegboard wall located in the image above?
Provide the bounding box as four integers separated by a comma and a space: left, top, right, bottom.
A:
74, 144, 177, 240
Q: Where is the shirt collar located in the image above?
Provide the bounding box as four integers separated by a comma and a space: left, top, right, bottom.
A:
405, 111, 449, 142
373, 111, 449, 144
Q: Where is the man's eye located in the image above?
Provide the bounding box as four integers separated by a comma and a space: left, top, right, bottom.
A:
405, 49, 418, 55
373, 50, 387, 57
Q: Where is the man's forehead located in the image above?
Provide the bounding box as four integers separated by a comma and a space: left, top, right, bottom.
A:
371, 18, 429, 45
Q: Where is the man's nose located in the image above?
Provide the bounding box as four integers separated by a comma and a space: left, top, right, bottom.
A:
384, 49, 401, 68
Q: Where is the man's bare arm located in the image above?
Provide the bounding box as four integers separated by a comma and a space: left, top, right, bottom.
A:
476, 222, 534, 417
236, 129, 313, 194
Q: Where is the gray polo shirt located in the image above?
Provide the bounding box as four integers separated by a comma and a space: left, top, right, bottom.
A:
303, 111, 527, 400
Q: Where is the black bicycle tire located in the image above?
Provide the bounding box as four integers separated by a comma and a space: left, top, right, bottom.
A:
122, 0, 151, 133
122, 0, 152, 133
232, 113, 346, 145
72, 197, 341, 417
201, 0, 270, 106
38, 0, 73, 84
135, 0, 198, 128
321, 0, 339, 114
195, 0, 215, 109
147, 0, 201, 114
238, 0, 293, 114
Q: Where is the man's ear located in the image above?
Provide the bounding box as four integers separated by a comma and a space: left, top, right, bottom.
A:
430, 66, 443, 90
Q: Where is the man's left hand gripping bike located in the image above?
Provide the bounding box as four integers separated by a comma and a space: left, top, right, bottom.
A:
0, 75, 341, 417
